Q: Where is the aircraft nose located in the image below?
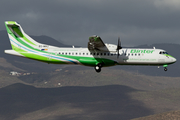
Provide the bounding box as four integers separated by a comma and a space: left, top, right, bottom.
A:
173, 57, 177, 63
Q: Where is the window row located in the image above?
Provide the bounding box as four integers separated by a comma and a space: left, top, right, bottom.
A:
58, 52, 141, 56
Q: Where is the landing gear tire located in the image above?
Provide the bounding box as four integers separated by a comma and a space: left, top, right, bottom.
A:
94, 63, 102, 73
164, 67, 167, 71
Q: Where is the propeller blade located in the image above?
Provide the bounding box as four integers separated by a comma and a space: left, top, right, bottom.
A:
117, 37, 122, 58
118, 37, 122, 49
118, 37, 120, 48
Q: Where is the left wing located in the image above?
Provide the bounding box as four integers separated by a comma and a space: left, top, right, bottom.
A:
88, 35, 109, 51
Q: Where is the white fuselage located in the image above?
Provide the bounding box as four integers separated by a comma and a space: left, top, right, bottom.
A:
44, 44, 176, 66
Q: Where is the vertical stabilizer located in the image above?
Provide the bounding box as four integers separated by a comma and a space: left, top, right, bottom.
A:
5, 21, 41, 51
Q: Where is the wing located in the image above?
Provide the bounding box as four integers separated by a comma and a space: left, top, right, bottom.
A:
88, 35, 109, 51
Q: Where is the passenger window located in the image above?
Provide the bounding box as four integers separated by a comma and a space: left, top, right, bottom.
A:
104, 53, 106, 56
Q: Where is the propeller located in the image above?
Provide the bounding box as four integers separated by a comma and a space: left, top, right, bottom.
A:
116, 37, 122, 58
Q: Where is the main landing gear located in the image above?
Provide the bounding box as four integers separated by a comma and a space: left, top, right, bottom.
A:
94, 63, 102, 73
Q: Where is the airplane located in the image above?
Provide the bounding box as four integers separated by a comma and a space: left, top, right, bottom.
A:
4, 21, 176, 73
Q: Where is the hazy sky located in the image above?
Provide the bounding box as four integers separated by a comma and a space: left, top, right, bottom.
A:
0, 0, 180, 47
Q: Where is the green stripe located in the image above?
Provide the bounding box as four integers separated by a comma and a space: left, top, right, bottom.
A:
11, 44, 27, 52
12, 26, 36, 46
7, 21, 16, 24
164, 54, 175, 58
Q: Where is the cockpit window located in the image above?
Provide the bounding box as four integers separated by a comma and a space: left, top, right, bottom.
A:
159, 51, 168, 54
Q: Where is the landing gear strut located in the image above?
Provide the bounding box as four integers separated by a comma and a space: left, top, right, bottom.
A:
94, 63, 102, 73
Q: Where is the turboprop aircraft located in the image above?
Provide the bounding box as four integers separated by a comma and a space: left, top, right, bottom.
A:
4, 21, 176, 73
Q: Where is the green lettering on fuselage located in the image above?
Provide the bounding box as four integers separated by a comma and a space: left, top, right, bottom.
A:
130, 49, 154, 54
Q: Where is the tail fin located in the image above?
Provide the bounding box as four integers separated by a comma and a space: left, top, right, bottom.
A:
5, 21, 40, 51
4, 21, 60, 62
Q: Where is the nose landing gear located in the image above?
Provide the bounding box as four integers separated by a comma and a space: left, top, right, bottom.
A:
163, 64, 168, 71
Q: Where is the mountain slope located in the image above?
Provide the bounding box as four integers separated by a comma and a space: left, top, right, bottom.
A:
132, 111, 180, 120
0, 83, 152, 120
